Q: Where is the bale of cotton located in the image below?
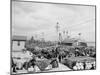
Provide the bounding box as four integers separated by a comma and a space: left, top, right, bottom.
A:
78, 62, 84, 70
85, 62, 92, 70
76, 62, 81, 70
73, 66, 78, 70
92, 61, 96, 68
16, 62, 23, 70
45, 64, 52, 70
34, 65, 40, 72
80, 62, 84, 70
28, 66, 35, 72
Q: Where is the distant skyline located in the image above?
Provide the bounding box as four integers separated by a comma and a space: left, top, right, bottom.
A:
12, 0, 95, 42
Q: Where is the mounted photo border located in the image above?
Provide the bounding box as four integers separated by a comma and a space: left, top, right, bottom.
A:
10, 0, 96, 75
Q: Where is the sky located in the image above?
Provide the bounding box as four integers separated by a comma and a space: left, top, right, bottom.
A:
12, 0, 95, 42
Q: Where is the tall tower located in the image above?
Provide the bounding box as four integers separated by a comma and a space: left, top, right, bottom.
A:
77, 33, 83, 42
78, 33, 82, 40
59, 32, 62, 42
56, 22, 60, 33
55, 22, 60, 41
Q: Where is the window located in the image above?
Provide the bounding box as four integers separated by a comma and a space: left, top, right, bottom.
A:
18, 41, 20, 46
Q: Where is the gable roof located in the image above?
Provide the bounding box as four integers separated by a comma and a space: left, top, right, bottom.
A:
12, 35, 27, 41
61, 38, 77, 43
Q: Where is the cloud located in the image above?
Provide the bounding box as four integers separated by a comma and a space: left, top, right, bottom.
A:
12, 0, 95, 42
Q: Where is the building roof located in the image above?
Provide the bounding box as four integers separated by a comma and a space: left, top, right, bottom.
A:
61, 38, 77, 43
12, 35, 27, 41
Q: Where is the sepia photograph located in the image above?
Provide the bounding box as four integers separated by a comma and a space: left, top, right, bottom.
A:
11, 0, 96, 74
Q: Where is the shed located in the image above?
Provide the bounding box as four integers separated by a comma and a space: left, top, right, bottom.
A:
12, 35, 27, 51
60, 38, 77, 46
